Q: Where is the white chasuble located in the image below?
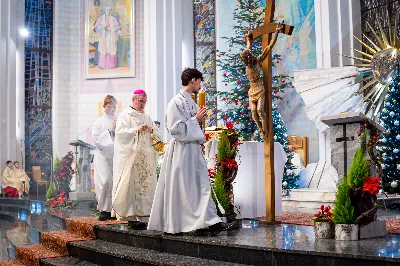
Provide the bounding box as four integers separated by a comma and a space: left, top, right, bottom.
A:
2, 167, 22, 191
92, 113, 116, 212
148, 91, 221, 234
112, 107, 161, 218
14, 169, 30, 194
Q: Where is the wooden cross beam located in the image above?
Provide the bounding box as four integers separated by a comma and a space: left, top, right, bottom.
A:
248, 0, 293, 223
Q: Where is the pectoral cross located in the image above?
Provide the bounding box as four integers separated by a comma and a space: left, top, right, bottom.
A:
248, 0, 293, 223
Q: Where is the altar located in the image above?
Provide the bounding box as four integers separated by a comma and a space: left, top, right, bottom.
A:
205, 141, 287, 218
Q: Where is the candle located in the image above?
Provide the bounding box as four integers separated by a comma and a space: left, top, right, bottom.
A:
198, 91, 206, 107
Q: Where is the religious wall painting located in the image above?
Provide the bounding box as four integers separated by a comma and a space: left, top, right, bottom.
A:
85, 0, 135, 79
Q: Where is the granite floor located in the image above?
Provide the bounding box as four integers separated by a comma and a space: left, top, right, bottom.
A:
97, 221, 400, 261
0, 219, 12, 261
1, 196, 400, 264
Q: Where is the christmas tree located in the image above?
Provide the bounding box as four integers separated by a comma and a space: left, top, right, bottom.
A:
272, 104, 299, 190
378, 69, 400, 193
210, 0, 299, 189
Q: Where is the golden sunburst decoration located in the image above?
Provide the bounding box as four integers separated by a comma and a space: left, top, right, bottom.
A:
341, 10, 400, 117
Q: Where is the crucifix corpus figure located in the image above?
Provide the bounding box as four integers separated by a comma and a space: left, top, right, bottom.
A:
239, 22, 283, 140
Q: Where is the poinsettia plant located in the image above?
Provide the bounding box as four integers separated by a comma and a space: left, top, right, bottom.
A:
209, 121, 242, 222
312, 205, 333, 223
54, 151, 75, 194
362, 177, 381, 195
46, 192, 77, 209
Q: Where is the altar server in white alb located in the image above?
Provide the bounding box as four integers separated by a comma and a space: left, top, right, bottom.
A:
148, 68, 228, 235
112, 89, 161, 230
92, 95, 117, 221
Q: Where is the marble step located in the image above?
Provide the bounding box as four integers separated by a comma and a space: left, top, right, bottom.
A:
0, 198, 30, 207
69, 239, 246, 266
287, 188, 336, 201
42, 256, 100, 266
282, 189, 336, 212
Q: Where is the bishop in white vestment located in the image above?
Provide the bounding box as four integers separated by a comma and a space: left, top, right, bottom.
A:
112, 90, 161, 228
92, 95, 117, 221
148, 68, 224, 234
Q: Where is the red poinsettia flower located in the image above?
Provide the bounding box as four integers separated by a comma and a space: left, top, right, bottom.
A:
226, 121, 234, 131
362, 177, 381, 195
208, 168, 216, 178
312, 204, 333, 222
232, 141, 242, 147
221, 158, 238, 169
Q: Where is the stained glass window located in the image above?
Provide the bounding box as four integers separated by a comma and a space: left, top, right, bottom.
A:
25, 0, 53, 178
361, 0, 399, 51
194, 0, 217, 126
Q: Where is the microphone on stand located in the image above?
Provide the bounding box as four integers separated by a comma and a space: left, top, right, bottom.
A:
75, 125, 93, 141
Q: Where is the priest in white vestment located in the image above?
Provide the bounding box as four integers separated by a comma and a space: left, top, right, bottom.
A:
148, 68, 228, 235
13, 161, 30, 196
2, 161, 21, 198
92, 95, 117, 221
112, 89, 161, 229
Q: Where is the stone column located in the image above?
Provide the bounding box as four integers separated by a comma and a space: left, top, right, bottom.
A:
144, 0, 194, 140
0, 0, 25, 166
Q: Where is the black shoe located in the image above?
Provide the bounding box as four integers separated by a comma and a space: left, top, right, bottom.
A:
23, 192, 28, 196
208, 222, 226, 235
208, 221, 237, 236
98, 211, 111, 221
128, 221, 147, 230
164, 232, 183, 236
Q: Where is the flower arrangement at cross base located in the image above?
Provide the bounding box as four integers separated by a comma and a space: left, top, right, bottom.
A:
46, 192, 77, 209
209, 121, 241, 223
332, 146, 383, 240
53, 152, 75, 195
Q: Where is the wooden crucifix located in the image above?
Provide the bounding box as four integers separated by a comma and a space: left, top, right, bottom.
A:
247, 0, 294, 223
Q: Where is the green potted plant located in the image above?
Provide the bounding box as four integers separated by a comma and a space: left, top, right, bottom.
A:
208, 121, 241, 224
312, 205, 334, 239
333, 177, 357, 240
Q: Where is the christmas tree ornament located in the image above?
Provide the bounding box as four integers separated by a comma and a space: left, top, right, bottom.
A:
396, 134, 400, 140
391, 180, 398, 188
397, 164, 400, 170
394, 148, 399, 154
390, 111, 395, 117
381, 138, 387, 143
395, 120, 399, 126
386, 129, 391, 135
382, 164, 386, 169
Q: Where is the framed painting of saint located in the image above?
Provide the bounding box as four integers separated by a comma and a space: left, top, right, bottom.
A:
85, 0, 135, 79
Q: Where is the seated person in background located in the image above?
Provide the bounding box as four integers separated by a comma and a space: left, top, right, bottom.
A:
2, 161, 20, 198
154, 121, 161, 129
13, 161, 30, 196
